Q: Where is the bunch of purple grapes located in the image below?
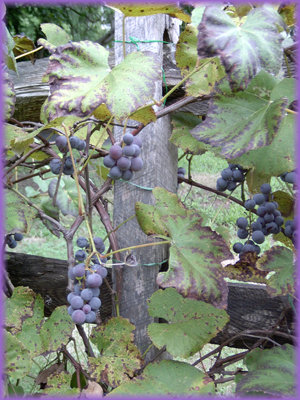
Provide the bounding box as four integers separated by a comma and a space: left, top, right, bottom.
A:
216, 164, 247, 192
283, 218, 297, 246
5, 232, 23, 249
67, 236, 108, 324
233, 183, 285, 255
103, 133, 143, 181
50, 134, 85, 176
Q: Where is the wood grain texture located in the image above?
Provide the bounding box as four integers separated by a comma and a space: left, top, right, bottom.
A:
6, 252, 294, 349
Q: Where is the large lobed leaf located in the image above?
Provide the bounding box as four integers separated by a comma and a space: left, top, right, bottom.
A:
236, 344, 295, 396
197, 6, 285, 90
88, 317, 143, 388
190, 71, 289, 159
136, 187, 232, 308
5, 331, 32, 381
42, 40, 160, 122
147, 288, 229, 358
108, 360, 215, 396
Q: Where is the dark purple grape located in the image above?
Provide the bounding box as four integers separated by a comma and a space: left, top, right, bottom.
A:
76, 236, 89, 248
109, 144, 122, 160
103, 155, 116, 168
63, 164, 74, 175
265, 202, 276, 213
85, 311, 96, 323
244, 199, 256, 210
232, 170, 244, 182
50, 158, 62, 174
123, 133, 134, 145
257, 206, 267, 217
132, 136, 142, 148
130, 157, 143, 172
93, 237, 105, 253
237, 228, 248, 239
73, 263, 86, 278
76, 139, 86, 151
241, 244, 256, 253
275, 216, 284, 226
86, 273, 103, 288
227, 181, 237, 191
251, 221, 262, 231
264, 213, 274, 223
236, 217, 248, 229
81, 288, 93, 301
260, 183, 271, 194
71, 296, 84, 310
253, 193, 265, 205
117, 156, 131, 171
178, 167, 186, 175
285, 171, 296, 184
216, 178, 228, 191
68, 268, 75, 280
96, 266, 108, 279
284, 225, 293, 238
221, 168, 233, 180
70, 136, 81, 149
75, 250, 87, 262
72, 309, 86, 324
82, 304, 92, 314
122, 144, 136, 157
6, 236, 17, 248
14, 233, 23, 241
89, 297, 101, 310
56, 136, 68, 152
233, 242, 243, 253
122, 170, 133, 181
109, 166, 122, 179
266, 222, 279, 234
64, 156, 73, 168
252, 230, 265, 244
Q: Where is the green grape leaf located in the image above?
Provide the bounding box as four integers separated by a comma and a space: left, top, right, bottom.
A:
108, 360, 215, 396
170, 112, 208, 154
88, 317, 143, 388
257, 246, 295, 297
109, 3, 191, 22
190, 71, 289, 159
5, 190, 36, 234
3, 24, 17, 72
5, 123, 36, 154
4, 72, 16, 120
198, 6, 285, 90
270, 78, 296, 104
236, 344, 295, 396
135, 187, 232, 308
176, 24, 225, 97
129, 104, 157, 125
147, 288, 229, 358
13, 34, 35, 61
39, 23, 71, 52
5, 331, 32, 381
272, 190, 294, 218
232, 114, 295, 178
5, 286, 36, 334
191, 6, 205, 27
44, 371, 79, 395
42, 41, 159, 122
48, 177, 81, 217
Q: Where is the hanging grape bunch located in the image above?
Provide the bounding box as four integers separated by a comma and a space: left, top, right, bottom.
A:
233, 183, 286, 256
216, 164, 247, 192
5, 232, 23, 249
67, 236, 108, 324
103, 133, 143, 181
49, 134, 85, 176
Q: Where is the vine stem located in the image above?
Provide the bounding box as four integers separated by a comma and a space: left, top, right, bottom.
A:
104, 239, 171, 259
286, 108, 297, 115
15, 45, 44, 60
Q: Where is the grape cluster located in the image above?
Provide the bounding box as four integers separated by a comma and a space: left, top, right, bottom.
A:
280, 170, 297, 185
103, 133, 143, 181
67, 236, 108, 324
283, 219, 297, 246
50, 134, 85, 176
216, 164, 247, 192
233, 183, 285, 255
5, 232, 23, 249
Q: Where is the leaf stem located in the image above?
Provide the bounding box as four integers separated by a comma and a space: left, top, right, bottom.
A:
105, 240, 171, 258
15, 45, 44, 60
286, 108, 297, 115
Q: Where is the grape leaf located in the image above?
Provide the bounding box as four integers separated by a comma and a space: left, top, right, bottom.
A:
5, 331, 32, 381
257, 246, 295, 297
272, 190, 294, 218
236, 345, 295, 396
88, 317, 143, 388
135, 187, 232, 308
108, 360, 215, 396
5, 123, 36, 154
5, 190, 35, 234
4, 72, 16, 119
190, 71, 289, 159
129, 104, 157, 125
176, 24, 225, 97
13, 34, 35, 61
197, 6, 285, 90
39, 23, 71, 52
42, 41, 160, 122
3, 24, 17, 72
44, 371, 79, 396
191, 6, 205, 27
48, 177, 81, 217
109, 3, 191, 22
223, 252, 268, 284
147, 288, 229, 358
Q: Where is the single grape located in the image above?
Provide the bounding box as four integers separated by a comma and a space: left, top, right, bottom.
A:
72, 309, 86, 324
93, 237, 105, 253
227, 181, 237, 191
73, 284, 82, 295
82, 304, 92, 314
264, 213, 274, 223
89, 297, 102, 310
242, 243, 256, 253
265, 222, 279, 234
232, 169, 244, 182
264, 202, 276, 213
71, 296, 84, 310
70, 136, 81, 149
85, 311, 96, 323
64, 156, 73, 168
252, 230, 265, 244
81, 288, 94, 301
178, 167, 186, 175
233, 242, 243, 253
132, 144, 141, 157
122, 169, 133, 181
103, 155, 116, 168
14, 232, 23, 241
237, 228, 248, 239
117, 156, 131, 171
285, 171, 296, 184
236, 217, 248, 229
75, 250, 87, 262
260, 183, 271, 194
221, 168, 233, 180
130, 157, 143, 171
86, 273, 103, 288
50, 158, 62, 174
216, 178, 228, 191
73, 263, 86, 278
275, 216, 284, 226
109, 166, 122, 179
251, 221, 262, 231
68, 306, 74, 316
67, 292, 75, 304
132, 136, 142, 148
91, 287, 100, 297
63, 164, 74, 175
68, 268, 75, 280
123, 133, 134, 145
109, 144, 123, 160
122, 144, 136, 157
6, 236, 17, 248
253, 193, 265, 205
96, 266, 108, 279
257, 206, 267, 217
76, 236, 89, 248
76, 139, 86, 151
244, 199, 256, 210
56, 136, 68, 152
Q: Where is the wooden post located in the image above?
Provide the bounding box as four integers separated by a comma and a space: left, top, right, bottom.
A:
112, 12, 179, 357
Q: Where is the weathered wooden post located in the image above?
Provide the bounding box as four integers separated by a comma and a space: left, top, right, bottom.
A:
113, 12, 179, 357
